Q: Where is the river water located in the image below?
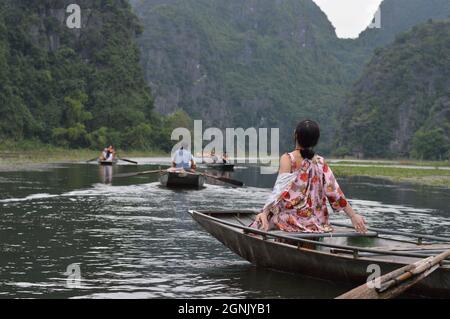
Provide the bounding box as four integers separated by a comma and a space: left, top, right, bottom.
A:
0, 162, 449, 298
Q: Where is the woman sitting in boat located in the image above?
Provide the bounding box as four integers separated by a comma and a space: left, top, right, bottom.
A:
251, 120, 367, 234
171, 144, 197, 171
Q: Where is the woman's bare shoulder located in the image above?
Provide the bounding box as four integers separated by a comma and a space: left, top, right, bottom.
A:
279, 153, 292, 173
280, 153, 291, 161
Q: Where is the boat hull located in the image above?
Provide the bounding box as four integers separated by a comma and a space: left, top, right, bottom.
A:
98, 159, 117, 166
190, 211, 450, 298
206, 163, 235, 171
160, 172, 205, 189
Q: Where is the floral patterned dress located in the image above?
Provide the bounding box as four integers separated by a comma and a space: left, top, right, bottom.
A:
251, 153, 348, 233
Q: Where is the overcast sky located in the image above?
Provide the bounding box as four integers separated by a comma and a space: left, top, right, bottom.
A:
312, 0, 384, 38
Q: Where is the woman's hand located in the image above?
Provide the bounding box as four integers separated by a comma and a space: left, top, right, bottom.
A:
350, 213, 367, 233
255, 212, 270, 231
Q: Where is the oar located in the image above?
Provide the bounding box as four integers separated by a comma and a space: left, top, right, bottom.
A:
201, 172, 244, 187
118, 157, 138, 165
86, 157, 99, 163
180, 170, 243, 187
115, 170, 163, 178
336, 248, 450, 299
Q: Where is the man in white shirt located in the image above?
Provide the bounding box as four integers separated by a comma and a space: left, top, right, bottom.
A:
172, 145, 196, 171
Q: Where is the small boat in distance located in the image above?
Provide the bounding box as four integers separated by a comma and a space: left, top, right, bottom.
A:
160, 171, 205, 189
98, 145, 117, 166
189, 210, 450, 298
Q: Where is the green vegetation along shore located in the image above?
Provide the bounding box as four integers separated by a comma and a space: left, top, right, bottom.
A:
1, 143, 449, 188
331, 164, 450, 188
328, 160, 450, 168
0, 141, 167, 167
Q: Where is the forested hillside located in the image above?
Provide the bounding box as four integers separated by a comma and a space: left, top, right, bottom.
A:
358, 0, 450, 49
1, 0, 449, 157
130, 0, 358, 153
0, 0, 181, 150
337, 20, 450, 160
131, 0, 450, 155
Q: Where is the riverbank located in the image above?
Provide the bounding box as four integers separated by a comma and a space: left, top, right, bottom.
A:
1, 146, 449, 187
0, 142, 167, 168
328, 159, 450, 168
330, 164, 450, 188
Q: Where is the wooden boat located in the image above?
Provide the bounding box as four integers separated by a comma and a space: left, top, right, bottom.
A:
206, 163, 235, 171
159, 171, 205, 188
189, 210, 450, 298
98, 159, 118, 166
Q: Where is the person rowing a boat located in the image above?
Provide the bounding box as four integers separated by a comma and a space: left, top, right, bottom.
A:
100, 145, 115, 162
171, 144, 197, 172
100, 148, 109, 161
107, 145, 116, 161
251, 120, 367, 234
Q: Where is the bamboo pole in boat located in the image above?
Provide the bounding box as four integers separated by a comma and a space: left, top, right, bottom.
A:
188, 211, 450, 260
336, 249, 450, 299
200, 211, 450, 242
271, 230, 378, 239
332, 222, 450, 243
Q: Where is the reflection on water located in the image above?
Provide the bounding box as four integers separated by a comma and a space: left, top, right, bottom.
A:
99, 166, 114, 185
0, 163, 448, 298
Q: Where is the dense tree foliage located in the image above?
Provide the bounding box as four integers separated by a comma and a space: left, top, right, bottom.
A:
1, 0, 449, 158
358, 0, 450, 49
131, 0, 358, 153
0, 0, 182, 150
337, 20, 450, 160
130, 0, 450, 156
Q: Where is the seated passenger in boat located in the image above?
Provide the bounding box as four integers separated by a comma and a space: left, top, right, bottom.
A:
100, 148, 109, 161
251, 120, 367, 234
106, 145, 115, 161
222, 152, 229, 164
210, 148, 218, 163
171, 144, 197, 171
100, 145, 115, 162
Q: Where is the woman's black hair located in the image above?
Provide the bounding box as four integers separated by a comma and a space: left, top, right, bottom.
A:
295, 120, 320, 160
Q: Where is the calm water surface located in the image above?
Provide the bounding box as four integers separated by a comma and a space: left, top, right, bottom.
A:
0, 162, 449, 298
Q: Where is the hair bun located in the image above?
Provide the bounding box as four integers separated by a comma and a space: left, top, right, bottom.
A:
300, 148, 315, 160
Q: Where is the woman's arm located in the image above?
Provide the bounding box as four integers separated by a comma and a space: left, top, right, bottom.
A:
322, 160, 367, 233
343, 204, 367, 233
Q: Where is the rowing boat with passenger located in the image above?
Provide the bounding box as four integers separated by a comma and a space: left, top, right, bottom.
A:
98, 159, 118, 166
189, 210, 450, 298
160, 171, 205, 188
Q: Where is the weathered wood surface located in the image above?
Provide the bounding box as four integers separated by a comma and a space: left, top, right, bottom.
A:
337, 249, 450, 299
